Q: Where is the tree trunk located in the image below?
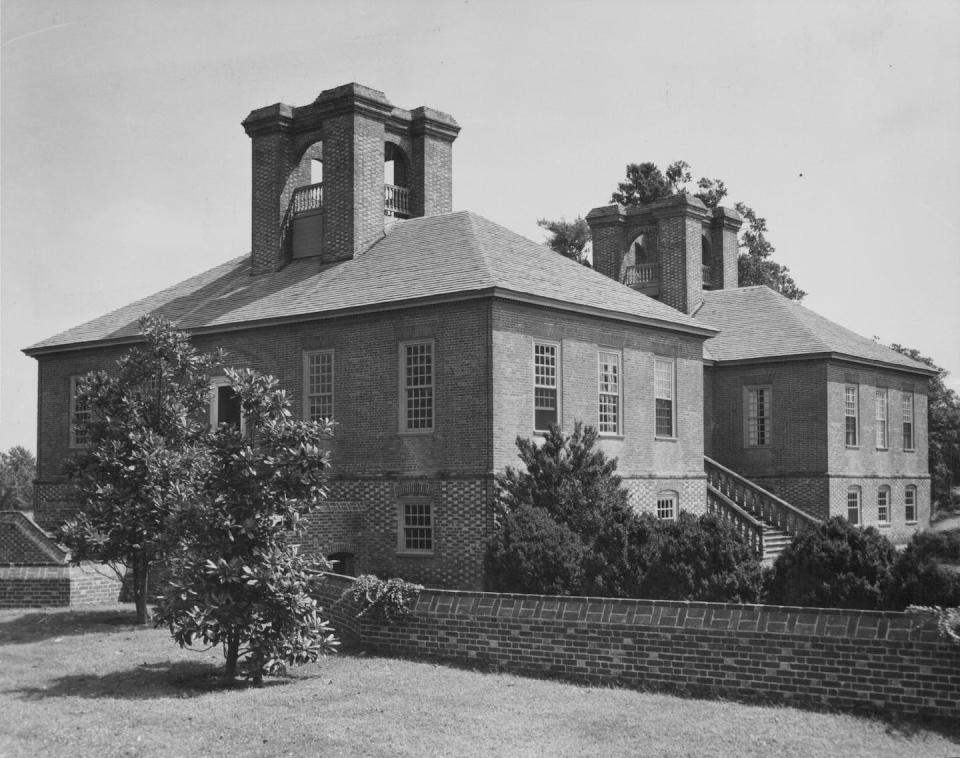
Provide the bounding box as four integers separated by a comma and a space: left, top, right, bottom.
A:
132, 560, 150, 625
224, 634, 240, 680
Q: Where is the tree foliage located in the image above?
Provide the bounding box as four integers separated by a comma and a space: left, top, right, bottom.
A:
154, 368, 339, 682
888, 530, 960, 609
60, 316, 219, 624
764, 517, 897, 610
889, 343, 960, 507
486, 424, 761, 601
537, 216, 591, 264
0, 446, 36, 511
540, 160, 805, 300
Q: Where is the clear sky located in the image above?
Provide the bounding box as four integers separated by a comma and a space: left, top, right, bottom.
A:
2, 0, 959, 452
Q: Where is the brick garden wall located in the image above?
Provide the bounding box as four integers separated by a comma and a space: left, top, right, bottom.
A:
316, 574, 960, 721
0, 563, 122, 609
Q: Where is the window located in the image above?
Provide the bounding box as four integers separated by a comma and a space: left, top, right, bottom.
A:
877, 487, 890, 525
401, 341, 434, 432
597, 351, 621, 435
875, 388, 888, 448
398, 500, 433, 553
654, 358, 675, 437
69, 376, 91, 447
905, 486, 917, 523
656, 491, 677, 521
745, 385, 772, 446
304, 350, 334, 421
210, 378, 244, 433
902, 392, 915, 450
847, 487, 861, 525
534, 342, 558, 431
844, 385, 859, 446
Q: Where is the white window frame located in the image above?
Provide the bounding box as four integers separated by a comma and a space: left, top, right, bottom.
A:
744, 385, 773, 447
875, 388, 888, 449
654, 357, 676, 439
656, 491, 677, 521
69, 376, 91, 448
209, 377, 246, 435
303, 349, 334, 422
397, 498, 434, 554
877, 486, 890, 525
533, 341, 560, 432
901, 392, 915, 451
844, 385, 859, 447
597, 350, 621, 436
847, 486, 861, 526
904, 486, 917, 524
399, 340, 434, 434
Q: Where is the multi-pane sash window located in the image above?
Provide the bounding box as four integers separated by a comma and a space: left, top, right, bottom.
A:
656, 492, 677, 521
877, 487, 890, 524
304, 350, 334, 421
534, 343, 558, 431
875, 388, 888, 448
847, 487, 861, 525
654, 358, 675, 438
745, 386, 772, 446
402, 341, 434, 431
597, 351, 621, 435
905, 487, 917, 523
844, 385, 859, 446
70, 376, 91, 447
902, 392, 915, 450
399, 500, 433, 552
210, 378, 244, 434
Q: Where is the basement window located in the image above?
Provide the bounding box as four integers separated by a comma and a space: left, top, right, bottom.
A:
398, 499, 433, 554
656, 491, 678, 521
847, 486, 861, 526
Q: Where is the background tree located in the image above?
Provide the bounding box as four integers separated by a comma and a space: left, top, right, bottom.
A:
541, 161, 805, 300
60, 317, 218, 624
155, 368, 339, 682
886, 530, 960, 609
889, 343, 960, 509
764, 517, 897, 610
536, 216, 591, 264
0, 446, 36, 511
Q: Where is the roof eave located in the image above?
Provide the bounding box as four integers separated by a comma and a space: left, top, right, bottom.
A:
22, 284, 717, 357
707, 350, 938, 377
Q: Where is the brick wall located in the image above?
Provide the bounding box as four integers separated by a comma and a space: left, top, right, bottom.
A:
0, 511, 67, 564
0, 563, 122, 609
315, 574, 960, 721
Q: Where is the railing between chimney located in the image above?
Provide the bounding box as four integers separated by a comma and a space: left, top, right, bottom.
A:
385, 184, 411, 218
621, 263, 661, 287
293, 183, 323, 214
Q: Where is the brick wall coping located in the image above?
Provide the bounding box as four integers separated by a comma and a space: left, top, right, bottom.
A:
321, 574, 943, 644
0, 510, 68, 565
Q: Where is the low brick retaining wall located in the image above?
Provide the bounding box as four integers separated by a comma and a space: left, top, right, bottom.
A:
316, 574, 960, 720
0, 564, 123, 609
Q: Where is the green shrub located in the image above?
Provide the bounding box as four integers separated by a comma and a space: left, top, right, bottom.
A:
887, 530, 960, 609
764, 517, 897, 610
484, 504, 588, 595
639, 512, 763, 603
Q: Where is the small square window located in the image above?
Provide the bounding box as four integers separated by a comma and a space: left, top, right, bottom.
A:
656, 492, 677, 521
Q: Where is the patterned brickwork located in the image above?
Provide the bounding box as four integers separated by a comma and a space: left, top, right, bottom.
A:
827, 475, 930, 545
0, 512, 67, 565
622, 476, 708, 517
315, 575, 960, 721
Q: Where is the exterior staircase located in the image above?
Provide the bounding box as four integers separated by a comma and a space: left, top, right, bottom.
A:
704, 457, 821, 564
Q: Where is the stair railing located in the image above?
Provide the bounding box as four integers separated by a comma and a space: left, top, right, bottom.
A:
705, 486, 764, 556
704, 456, 820, 538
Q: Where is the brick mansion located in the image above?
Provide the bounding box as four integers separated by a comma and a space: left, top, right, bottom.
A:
19, 83, 934, 589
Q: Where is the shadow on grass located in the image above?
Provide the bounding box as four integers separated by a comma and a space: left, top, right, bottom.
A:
0, 607, 144, 645
9, 660, 290, 700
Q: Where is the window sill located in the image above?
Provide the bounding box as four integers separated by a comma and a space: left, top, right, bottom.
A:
876, 447, 889, 452
395, 550, 434, 558
398, 429, 435, 437
903, 448, 915, 453
654, 436, 677, 442
845, 445, 860, 450
905, 520, 918, 526
877, 522, 891, 528
599, 434, 624, 440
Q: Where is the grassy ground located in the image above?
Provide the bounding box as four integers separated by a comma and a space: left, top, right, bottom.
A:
0, 604, 957, 758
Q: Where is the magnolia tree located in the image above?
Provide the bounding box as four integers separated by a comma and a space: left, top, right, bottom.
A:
61, 317, 219, 624
154, 368, 339, 682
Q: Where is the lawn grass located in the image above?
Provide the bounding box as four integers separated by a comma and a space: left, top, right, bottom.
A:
1, 603, 957, 757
